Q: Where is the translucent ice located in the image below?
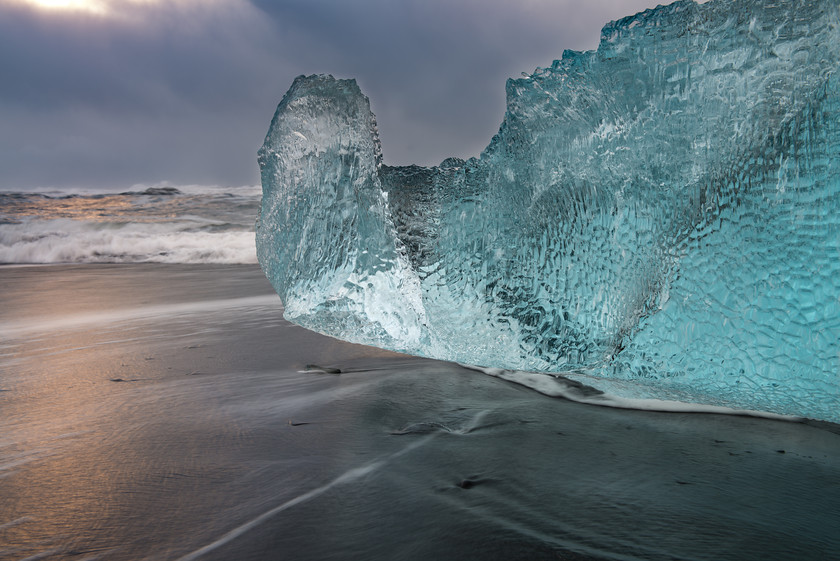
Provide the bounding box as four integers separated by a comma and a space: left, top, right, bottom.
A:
257, 0, 840, 422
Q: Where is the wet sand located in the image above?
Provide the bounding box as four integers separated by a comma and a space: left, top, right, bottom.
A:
1, 264, 838, 560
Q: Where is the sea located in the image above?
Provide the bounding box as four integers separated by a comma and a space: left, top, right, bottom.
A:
0, 185, 260, 266
1, 186, 839, 560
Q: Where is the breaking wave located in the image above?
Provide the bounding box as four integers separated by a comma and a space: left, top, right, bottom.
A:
0, 186, 259, 264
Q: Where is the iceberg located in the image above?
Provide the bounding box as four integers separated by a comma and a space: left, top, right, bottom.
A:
257, 0, 840, 422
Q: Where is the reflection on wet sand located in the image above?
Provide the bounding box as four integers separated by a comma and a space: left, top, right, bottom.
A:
1, 264, 839, 561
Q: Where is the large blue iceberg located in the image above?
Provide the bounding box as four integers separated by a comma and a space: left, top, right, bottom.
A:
257, 0, 840, 423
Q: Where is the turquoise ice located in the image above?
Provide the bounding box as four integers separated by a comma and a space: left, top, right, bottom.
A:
257, 0, 840, 422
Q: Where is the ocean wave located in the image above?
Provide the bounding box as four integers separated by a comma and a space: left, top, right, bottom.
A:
2, 183, 262, 198
0, 186, 261, 264
127, 183, 262, 196
0, 218, 257, 265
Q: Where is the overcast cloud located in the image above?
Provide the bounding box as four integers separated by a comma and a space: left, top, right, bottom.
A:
0, 0, 664, 191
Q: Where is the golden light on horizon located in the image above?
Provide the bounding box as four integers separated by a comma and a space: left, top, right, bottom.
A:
13, 0, 109, 14
6, 0, 168, 17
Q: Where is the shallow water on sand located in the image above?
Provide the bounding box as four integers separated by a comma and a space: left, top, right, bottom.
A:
1, 265, 838, 561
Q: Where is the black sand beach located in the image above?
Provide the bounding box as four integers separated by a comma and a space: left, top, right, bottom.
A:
1, 264, 838, 560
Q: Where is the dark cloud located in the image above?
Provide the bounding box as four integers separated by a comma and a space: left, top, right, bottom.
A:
0, 0, 661, 190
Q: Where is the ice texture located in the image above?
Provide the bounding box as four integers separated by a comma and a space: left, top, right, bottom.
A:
257, 0, 840, 422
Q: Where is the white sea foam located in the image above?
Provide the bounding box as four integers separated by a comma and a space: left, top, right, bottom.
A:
0, 219, 257, 264
0, 186, 261, 264
470, 366, 802, 421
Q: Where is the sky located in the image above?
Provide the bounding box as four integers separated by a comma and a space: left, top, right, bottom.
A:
0, 0, 667, 191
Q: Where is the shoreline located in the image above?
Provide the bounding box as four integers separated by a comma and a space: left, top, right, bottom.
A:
1, 263, 838, 560
3, 262, 838, 428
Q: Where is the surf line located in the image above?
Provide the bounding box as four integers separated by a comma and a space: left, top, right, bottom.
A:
176, 409, 490, 561
470, 366, 802, 422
